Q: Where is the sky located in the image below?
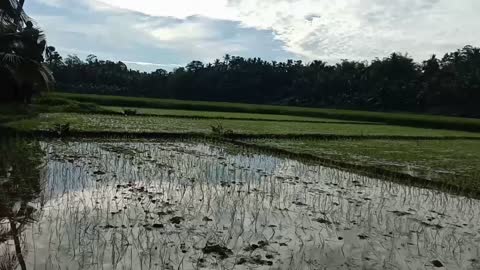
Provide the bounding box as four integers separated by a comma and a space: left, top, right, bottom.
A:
26, 0, 480, 72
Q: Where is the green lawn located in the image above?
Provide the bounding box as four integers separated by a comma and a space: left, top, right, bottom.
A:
6, 113, 480, 138
55, 92, 480, 132
253, 139, 480, 192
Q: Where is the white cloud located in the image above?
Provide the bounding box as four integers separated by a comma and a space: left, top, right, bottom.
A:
149, 20, 215, 42
92, 0, 480, 61
122, 61, 181, 67
32, 0, 65, 7
28, 0, 293, 71
90, 0, 234, 19
28, 0, 480, 71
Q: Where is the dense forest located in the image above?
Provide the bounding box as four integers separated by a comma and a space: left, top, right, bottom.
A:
48, 46, 480, 116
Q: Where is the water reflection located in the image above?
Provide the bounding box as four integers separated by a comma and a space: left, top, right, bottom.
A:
2, 140, 480, 269
0, 138, 44, 270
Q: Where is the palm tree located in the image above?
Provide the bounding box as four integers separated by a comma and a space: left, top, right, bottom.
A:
1, 0, 54, 103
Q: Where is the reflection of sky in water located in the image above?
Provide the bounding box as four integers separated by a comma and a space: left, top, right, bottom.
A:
42, 142, 297, 196
15, 141, 480, 270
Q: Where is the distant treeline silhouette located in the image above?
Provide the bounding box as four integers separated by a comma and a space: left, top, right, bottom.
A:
47, 46, 480, 116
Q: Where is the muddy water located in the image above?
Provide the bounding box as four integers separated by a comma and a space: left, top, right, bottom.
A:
2, 141, 480, 270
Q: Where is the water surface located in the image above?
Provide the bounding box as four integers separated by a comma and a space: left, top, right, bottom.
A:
1, 140, 480, 269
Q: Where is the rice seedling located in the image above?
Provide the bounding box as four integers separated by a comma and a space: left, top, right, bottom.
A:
1, 140, 477, 269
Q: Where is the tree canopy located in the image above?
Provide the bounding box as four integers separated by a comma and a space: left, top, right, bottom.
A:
48, 46, 480, 116
0, 0, 54, 103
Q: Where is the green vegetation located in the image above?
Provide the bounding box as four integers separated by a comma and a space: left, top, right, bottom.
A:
51, 46, 480, 119
2, 1, 480, 268
0, 104, 35, 124
33, 96, 114, 114
0, 0, 55, 104
55, 92, 480, 132
105, 106, 365, 123
0, 96, 111, 127
6, 112, 480, 138
253, 139, 480, 192
3, 92, 480, 196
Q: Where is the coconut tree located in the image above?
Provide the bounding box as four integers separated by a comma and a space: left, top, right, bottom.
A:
0, 0, 54, 103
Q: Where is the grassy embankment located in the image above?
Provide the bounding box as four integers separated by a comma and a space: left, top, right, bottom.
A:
6, 112, 480, 139
246, 139, 480, 195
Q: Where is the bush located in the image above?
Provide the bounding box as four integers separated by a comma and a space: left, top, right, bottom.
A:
34, 95, 112, 114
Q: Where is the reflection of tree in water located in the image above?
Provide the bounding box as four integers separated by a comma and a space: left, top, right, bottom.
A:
0, 138, 44, 270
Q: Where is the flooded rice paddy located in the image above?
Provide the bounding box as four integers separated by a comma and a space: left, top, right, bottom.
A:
1, 140, 480, 269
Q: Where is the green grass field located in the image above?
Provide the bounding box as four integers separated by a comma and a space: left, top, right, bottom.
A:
253, 139, 480, 191
7, 112, 480, 138
104, 106, 369, 123
55, 92, 480, 132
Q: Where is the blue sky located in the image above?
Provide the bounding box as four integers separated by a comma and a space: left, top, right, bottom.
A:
26, 0, 480, 72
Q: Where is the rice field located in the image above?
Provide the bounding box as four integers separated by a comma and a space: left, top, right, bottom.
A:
2, 93, 480, 269
55, 92, 480, 132
6, 113, 480, 138
250, 139, 480, 191
2, 139, 480, 270
104, 106, 367, 123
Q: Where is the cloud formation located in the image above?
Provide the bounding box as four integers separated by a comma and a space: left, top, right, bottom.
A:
26, 0, 480, 70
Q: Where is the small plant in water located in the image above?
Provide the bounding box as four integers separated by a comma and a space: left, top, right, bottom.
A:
51, 123, 70, 136
210, 122, 234, 137
123, 109, 138, 116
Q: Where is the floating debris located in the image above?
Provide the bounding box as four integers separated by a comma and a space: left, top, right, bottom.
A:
202, 244, 233, 259
358, 234, 369, 240
202, 216, 213, 222
313, 218, 333, 225
389, 210, 412, 217
170, 216, 184, 224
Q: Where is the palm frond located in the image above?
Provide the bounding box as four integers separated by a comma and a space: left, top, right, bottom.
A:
36, 62, 55, 92
0, 0, 33, 30
0, 22, 17, 33
0, 52, 25, 66
1, 0, 53, 102
4, 59, 55, 95
0, 63, 20, 91
0, 0, 18, 20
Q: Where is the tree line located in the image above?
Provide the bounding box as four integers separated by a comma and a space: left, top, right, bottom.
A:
1, 1, 479, 117
48, 46, 480, 116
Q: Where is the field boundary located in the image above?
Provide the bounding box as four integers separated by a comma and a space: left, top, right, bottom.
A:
225, 133, 480, 141
4, 128, 480, 141
104, 112, 383, 125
